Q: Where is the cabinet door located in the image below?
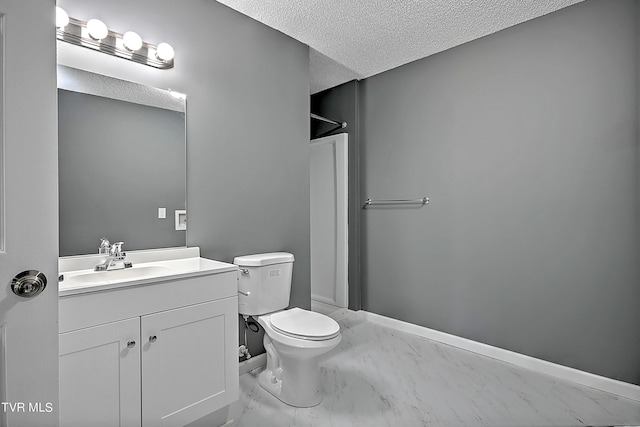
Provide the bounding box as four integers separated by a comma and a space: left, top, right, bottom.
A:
60, 317, 141, 427
141, 297, 238, 427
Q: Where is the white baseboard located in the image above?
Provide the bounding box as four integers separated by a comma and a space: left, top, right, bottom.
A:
311, 299, 343, 315
325, 308, 351, 322
239, 353, 266, 376
359, 310, 640, 402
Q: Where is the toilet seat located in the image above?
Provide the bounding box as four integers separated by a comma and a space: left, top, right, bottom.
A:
269, 308, 340, 341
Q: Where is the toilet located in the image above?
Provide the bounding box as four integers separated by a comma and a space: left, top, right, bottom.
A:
234, 252, 341, 407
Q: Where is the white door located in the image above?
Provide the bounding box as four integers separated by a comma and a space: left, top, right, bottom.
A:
0, 1, 59, 426
310, 133, 348, 312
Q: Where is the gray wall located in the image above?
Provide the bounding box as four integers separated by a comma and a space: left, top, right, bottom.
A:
359, 0, 640, 383
58, 90, 186, 256
57, 0, 310, 358
311, 81, 361, 310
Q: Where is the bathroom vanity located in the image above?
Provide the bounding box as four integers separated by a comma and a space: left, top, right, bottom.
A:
58, 248, 238, 427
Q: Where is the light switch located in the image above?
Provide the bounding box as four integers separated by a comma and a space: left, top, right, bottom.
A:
158, 207, 166, 219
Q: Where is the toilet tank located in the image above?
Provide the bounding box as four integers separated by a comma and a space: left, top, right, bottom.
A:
234, 252, 294, 316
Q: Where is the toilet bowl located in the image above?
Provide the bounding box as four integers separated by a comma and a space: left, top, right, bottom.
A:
257, 308, 341, 407
234, 252, 342, 407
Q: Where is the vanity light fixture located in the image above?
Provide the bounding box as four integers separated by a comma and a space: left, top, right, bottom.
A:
156, 42, 175, 61
55, 7, 69, 29
86, 18, 108, 40
122, 31, 143, 51
56, 8, 174, 69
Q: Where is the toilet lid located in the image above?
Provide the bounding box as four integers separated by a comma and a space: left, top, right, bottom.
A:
270, 308, 340, 340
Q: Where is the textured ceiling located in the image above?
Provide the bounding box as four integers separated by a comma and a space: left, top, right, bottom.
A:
216, 0, 584, 94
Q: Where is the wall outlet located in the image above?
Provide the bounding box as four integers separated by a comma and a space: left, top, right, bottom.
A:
175, 210, 187, 230
158, 207, 166, 219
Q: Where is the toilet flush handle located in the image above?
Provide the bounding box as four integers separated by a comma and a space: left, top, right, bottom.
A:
238, 268, 249, 296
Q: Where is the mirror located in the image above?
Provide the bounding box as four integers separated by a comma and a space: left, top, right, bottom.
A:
57, 65, 186, 256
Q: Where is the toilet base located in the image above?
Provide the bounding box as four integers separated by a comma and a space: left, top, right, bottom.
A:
258, 366, 323, 408
258, 335, 324, 408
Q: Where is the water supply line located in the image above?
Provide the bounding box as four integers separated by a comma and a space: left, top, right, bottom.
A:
239, 315, 252, 360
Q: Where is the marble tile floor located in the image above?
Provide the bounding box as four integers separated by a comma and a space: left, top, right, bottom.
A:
229, 311, 640, 427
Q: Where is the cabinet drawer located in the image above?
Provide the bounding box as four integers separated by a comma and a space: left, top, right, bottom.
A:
60, 271, 237, 333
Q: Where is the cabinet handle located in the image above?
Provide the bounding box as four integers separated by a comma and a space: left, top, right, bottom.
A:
127, 340, 136, 348
149, 335, 157, 343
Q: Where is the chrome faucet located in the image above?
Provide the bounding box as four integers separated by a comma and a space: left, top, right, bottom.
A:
95, 240, 132, 271
98, 238, 111, 255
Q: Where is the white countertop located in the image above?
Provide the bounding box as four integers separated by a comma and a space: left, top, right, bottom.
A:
59, 247, 237, 297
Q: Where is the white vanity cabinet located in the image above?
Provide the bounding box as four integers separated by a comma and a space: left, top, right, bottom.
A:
60, 317, 141, 427
59, 268, 239, 427
141, 298, 237, 426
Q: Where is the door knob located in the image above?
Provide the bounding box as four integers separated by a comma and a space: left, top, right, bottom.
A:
149, 335, 157, 343
127, 341, 136, 348
10, 270, 47, 298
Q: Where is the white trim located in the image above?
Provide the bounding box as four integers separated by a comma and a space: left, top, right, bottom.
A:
359, 310, 640, 402
311, 299, 342, 316
0, 324, 6, 427
0, 14, 4, 254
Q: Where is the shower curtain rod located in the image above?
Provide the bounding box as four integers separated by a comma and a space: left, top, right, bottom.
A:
311, 113, 347, 138
311, 113, 347, 129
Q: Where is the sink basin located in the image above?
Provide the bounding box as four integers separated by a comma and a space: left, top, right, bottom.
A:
65, 265, 171, 285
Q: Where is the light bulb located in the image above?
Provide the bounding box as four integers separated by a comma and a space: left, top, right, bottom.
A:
155, 43, 174, 61
123, 31, 143, 51
87, 19, 108, 40
55, 7, 69, 29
